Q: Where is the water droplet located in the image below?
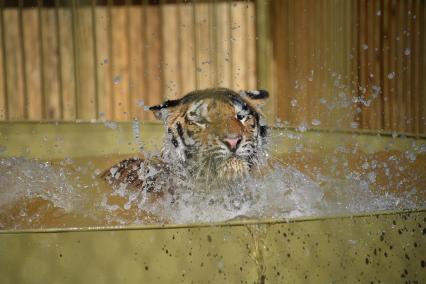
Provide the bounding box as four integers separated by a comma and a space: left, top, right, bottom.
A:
311, 119, 321, 126
297, 123, 308, 132
113, 75, 121, 85
367, 172, 376, 183
137, 99, 145, 108
404, 48, 411, 56
290, 99, 298, 107
104, 121, 118, 129
376, 10, 382, 16
387, 72, 395, 80
405, 151, 416, 162
307, 70, 314, 82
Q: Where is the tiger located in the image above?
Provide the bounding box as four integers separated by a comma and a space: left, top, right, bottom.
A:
103, 88, 270, 196
0, 88, 270, 229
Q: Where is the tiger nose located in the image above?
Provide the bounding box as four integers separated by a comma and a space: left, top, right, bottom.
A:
223, 136, 242, 151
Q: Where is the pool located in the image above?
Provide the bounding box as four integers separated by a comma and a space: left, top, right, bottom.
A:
0, 121, 425, 282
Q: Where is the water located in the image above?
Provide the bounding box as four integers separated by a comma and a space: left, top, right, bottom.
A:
0, 131, 424, 229
0, 158, 78, 212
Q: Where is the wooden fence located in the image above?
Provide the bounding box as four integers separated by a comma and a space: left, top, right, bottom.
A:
0, 0, 257, 121
0, 0, 425, 136
269, 0, 425, 135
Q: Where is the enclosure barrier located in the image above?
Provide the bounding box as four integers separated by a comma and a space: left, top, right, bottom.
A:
0, 0, 425, 135
0, 210, 425, 283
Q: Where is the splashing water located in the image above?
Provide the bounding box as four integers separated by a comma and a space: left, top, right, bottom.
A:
1, 145, 423, 229
113, 162, 422, 224
0, 158, 77, 212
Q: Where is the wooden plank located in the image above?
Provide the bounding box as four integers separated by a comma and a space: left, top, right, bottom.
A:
94, 6, 112, 121
420, 0, 426, 134
90, 0, 99, 120
0, 5, 5, 120
161, 4, 180, 99
396, 0, 405, 132
230, 1, 247, 90
18, 2, 29, 119
128, 4, 144, 120
358, 0, 368, 129
317, 0, 329, 128
293, 0, 309, 126
363, 0, 372, 129
75, 6, 97, 120
3, 8, 24, 120
305, 0, 315, 126
110, 6, 130, 120
41, 8, 61, 120
343, 0, 356, 129
178, 2, 196, 95
271, 0, 290, 124
349, 0, 358, 127
340, 0, 352, 128
308, 0, 320, 127
382, 0, 391, 131
140, 1, 148, 119
326, 0, 335, 128
286, 0, 296, 125
388, 0, 398, 132
144, 4, 163, 120
208, 0, 217, 87
362, 0, 372, 129
55, 1, 64, 120
255, 0, 273, 121
215, 2, 232, 89
22, 8, 42, 120
333, 0, 350, 129
58, 6, 77, 121
246, 2, 256, 90
194, 2, 212, 89
402, 0, 412, 133
372, 0, 382, 130
210, 0, 218, 87
411, 0, 420, 135
123, 2, 132, 120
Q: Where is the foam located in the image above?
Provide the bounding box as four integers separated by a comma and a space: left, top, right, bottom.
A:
0, 151, 423, 227
140, 164, 422, 224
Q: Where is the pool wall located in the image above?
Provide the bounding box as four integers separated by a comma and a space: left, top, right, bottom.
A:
0, 121, 425, 282
0, 211, 425, 283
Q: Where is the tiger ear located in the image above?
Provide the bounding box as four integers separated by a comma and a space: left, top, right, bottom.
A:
149, 99, 180, 121
239, 90, 269, 108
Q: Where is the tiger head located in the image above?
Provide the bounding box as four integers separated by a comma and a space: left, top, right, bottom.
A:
150, 88, 269, 184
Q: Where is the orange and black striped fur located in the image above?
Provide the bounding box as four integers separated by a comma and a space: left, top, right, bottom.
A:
102, 88, 269, 194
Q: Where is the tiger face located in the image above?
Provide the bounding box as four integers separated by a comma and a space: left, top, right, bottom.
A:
150, 88, 269, 184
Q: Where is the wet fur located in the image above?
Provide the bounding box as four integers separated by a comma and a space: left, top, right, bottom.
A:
103, 88, 269, 193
